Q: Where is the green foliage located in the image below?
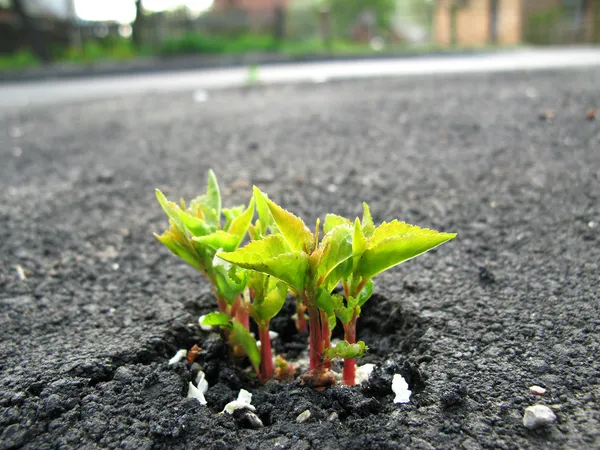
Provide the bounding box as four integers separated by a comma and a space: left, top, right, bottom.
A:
325, 0, 398, 36
325, 340, 368, 359
160, 33, 278, 56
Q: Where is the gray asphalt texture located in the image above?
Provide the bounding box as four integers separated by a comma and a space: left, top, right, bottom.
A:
1, 68, 599, 449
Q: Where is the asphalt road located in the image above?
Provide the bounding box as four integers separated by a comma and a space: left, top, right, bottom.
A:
1, 47, 600, 112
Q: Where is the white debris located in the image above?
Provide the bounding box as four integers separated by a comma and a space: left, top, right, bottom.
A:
296, 410, 311, 423
14, 264, 26, 281
213, 250, 231, 271
168, 349, 187, 365
198, 315, 213, 331
523, 405, 557, 429
187, 381, 207, 405
195, 371, 209, 394
269, 331, 279, 340
193, 89, 208, 103
392, 374, 412, 404
529, 385, 547, 396
355, 364, 375, 384
223, 389, 255, 414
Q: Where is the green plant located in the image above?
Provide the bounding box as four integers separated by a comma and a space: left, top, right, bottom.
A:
157, 175, 456, 386
218, 188, 456, 386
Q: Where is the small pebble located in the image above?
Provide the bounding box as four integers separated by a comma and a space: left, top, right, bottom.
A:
586, 108, 596, 120
523, 405, 556, 429
168, 349, 187, 365
296, 409, 311, 423
529, 385, 546, 395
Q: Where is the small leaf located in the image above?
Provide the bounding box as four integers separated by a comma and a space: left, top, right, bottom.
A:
193, 231, 239, 252
154, 232, 202, 271
218, 234, 308, 292
206, 169, 222, 226
156, 189, 190, 244
315, 288, 335, 318
254, 187, 312, 252
358, 221, 456, 279
226, 198, 255, 245
253, 279, 288, 323
324, 214, 351, 233
332, 294, 357, 325
357, 279, 374, 307
254, 187, 273, 237
317, 224, 353, 288
180, 212, 212, 236
230, 319, 261, 373
361, 202, 375, 238
352, 217, 367, 271
213, 265, 247, 303
201, 312, 231, 328
325, 340, 368, 359
222, 205, 245, 230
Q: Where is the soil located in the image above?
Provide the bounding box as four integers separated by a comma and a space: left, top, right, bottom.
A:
1, 68, 599, 450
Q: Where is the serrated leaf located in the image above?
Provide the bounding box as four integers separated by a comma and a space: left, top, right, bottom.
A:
156, 189, 190, 243
230, 319, 261, 373
226, 198, 255, 245
324, 214, 351, 234
317, 224, 353, 288
325, 340, 368, 359
218, 234, 308, 292
333, 295, 357, 325
358, 221, 456, 279
254, 187, 312, 252
154, 232, 202, 271
352, 217, 367, 272
357, 279, 374, 307
361, 202, 375, 238
213, 265, 247, 303
201, 312, 231, 327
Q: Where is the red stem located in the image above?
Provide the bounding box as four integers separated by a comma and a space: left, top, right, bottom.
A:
258, 322, 273, 382
233, 295, 250, 330
342, 317, 357, 386
320, 310, 331, 370
296, 299, 308, 333
307, 305, 323, 370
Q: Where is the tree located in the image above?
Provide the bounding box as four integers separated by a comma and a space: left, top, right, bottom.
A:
325, 0, 397, 37
13, 0, 52, 62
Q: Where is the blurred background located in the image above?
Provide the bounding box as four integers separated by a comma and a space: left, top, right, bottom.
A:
1, 0, 599, 70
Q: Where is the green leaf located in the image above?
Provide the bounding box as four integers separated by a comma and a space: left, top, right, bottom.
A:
222, 205, 245, 230
156, 189, 190, 243
357, 279, 374, 307
317, 224, 353, 288
254, 187, 273, 237
253, 279, 288, 323
361, 202, 375, 238
333, 294, 357, 325
201, 312, 231, 327
154, 232, 202, 271
358, 221, 456, 279
230, 319, 261, 373
352, 217, 367, 272
206, 169, 222, 226
315, 288, 335, 317
218, 234, 308, 292
325, 340, 368, 359
254, 187, 312, 252
213, 265, 247, 303
324, 214, 351, 233
180, 212, 212, 236
226, 198, 255, 245
193, 230, 239, 252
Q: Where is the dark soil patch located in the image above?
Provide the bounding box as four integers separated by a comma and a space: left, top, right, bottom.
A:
1, 68, 599, 449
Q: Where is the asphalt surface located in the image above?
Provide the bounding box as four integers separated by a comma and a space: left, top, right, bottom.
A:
0, 65, 599, 449
1, 47, 600, 112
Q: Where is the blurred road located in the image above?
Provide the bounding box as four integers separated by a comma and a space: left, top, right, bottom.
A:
1, 47, 600, 112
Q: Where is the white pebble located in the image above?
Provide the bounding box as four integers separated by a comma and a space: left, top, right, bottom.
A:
296, 410, 311, 423
168, 349, 187, 365
523, 405, 556, 429
223, 389, 255, 414
392, 374, 412, 404
529, 385, 546, 395
187, 381, 207, 405
355, 364, 375, 384
195, 371, 208, 394
198, 315, 213, 331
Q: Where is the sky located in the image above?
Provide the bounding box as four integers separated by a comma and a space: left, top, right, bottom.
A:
22, 0, 214, 23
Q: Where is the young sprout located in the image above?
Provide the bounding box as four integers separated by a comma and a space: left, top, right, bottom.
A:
155, 170, 254, 321
322, 203, 456, 385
